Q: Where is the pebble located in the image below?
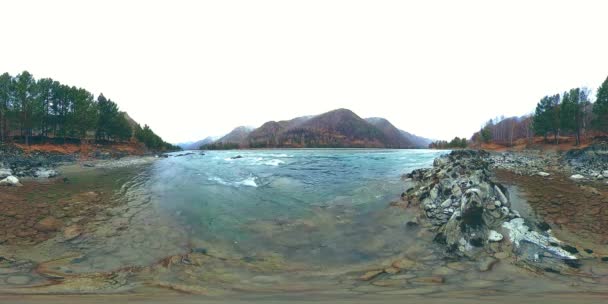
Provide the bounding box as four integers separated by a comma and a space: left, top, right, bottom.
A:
488, 230, 503, 242
391, 258, 417, 270
359, 270, 384, 281
6, 275, 31, 285
389, 274, 417, 280
411, 276, 445, 284
383, 267, 399, 274
446, 262, 468, 271
63, 225, 82, 241
34, 216, 64, 232
478, 256, 499, 272
372, 279, 404, 287
432, 266, 456, 276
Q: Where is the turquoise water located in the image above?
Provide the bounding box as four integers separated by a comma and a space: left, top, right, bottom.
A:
137, 149, 448, 265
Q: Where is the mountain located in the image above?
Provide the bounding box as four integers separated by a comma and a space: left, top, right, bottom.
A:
201, 108, 430, 149
247, 109, 399, 148
216, 126, 254, 145
178, 136, 219, 150
365, 117, 416, 148
399, 130, 433, 148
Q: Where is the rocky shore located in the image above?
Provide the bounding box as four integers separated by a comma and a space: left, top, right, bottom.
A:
489, 141, 608, 182
0, 143, 172, 187
403, 150, 583, 273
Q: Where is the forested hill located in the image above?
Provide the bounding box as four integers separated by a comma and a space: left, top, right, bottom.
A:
202, 109, 431, 149
0, 71, 178, 151
467, 74, 608, 148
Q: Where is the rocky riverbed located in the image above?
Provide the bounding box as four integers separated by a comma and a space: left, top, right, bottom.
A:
0, 147, 607, 301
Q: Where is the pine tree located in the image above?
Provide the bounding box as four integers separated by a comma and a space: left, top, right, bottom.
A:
593, 76, 608, 132
13, 71, 38, 145
0, 73, 12, 142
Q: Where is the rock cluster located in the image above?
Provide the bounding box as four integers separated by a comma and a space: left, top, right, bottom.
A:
0, 144, 67, 178
489, 151, 556, 176
565, 141, 608, 181
405, 150, 517, 257
404, 150, 580, 272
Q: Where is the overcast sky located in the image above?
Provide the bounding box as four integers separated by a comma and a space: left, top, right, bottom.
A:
2, 0, 608, 143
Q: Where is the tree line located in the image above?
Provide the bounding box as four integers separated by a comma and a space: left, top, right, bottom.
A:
0, 71, 178, 151
472, 75, 608, 147
429, 137, 468, 149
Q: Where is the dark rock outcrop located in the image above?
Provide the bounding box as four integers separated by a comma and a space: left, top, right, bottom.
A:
404, 150, 579, 272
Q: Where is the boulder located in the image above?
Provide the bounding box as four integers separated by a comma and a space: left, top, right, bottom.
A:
502, 218, 579, 272
570, 174, 585, 180
603, 170, 608, 178
0, 175, 22, 187
537, 172, 550, 177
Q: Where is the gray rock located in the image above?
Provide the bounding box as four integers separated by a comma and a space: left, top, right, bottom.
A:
488, 230, 503, 242
0, 175, 22, 186
570, 174, 585, 180
34, 168, 58, 178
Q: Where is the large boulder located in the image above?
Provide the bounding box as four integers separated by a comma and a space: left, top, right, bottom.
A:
0, 175, 22, 187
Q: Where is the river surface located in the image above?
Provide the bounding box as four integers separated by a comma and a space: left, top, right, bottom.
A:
1, 149, 607, 302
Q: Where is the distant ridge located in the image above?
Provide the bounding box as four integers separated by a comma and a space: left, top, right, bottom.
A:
197, 108, 431, 149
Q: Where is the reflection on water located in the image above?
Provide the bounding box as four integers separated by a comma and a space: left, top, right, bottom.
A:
1, 149, 607, 300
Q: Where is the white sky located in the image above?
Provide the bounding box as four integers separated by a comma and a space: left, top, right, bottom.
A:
2, 0, 608, 143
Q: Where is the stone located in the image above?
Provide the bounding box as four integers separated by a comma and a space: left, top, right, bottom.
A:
432, 266, 456, 276
411, 276, 444, 284
6, 275, 31, 285
34, 217, 64, 232
440, 198, 452, 208
372, 279, 404, 287
494, 251, 510, 259
0, 176, 22, 187
446, 262, 468, 271
391, 258, 417, 270
603, 170, 608, 178
537, 172, 550, 177
63, 225, 82, 240
570, 174, 585, 180
34, 168, 58, 178
389, 274, 417, 280
359, 269, 384, 281
478, 256, 499, 272
384, 267, 399, 274
494, 185, 509, 205
488, 230, 503, 242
